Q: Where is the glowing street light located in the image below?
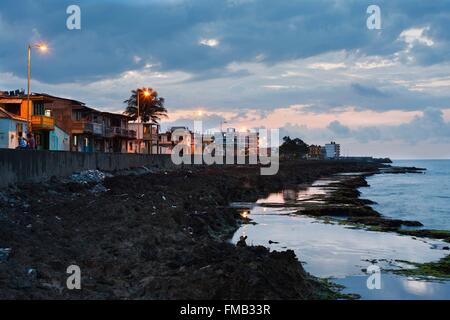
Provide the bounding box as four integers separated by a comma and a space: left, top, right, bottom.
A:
137, 88, 152, 121
136, 88, 153, 154
27, 43, 48, 132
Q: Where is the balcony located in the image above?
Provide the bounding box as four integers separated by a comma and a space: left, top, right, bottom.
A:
143, 132, 159, 141
85, 123, 105, 136
105, 127, 136, 139
72, 121, 104, 136
31, 115, 55, 131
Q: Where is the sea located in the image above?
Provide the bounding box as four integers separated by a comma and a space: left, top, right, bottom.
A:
231, 160, 450, 299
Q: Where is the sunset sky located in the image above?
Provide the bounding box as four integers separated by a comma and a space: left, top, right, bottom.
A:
1, 0, 450, 158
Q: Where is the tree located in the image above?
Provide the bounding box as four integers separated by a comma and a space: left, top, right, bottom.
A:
124, 88, 168, 123
279, 136, 309, 158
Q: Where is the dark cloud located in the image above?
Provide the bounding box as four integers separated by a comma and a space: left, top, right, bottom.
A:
1, 0, 450, 84
327, 120, 351, 137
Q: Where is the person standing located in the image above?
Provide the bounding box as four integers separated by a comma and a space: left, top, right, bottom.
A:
27, 133, 36, 150
18, 132, 27, 149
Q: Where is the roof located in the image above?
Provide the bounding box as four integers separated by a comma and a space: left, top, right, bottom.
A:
0, 98, 23, 104
102, 111, 133, 119
32, 93, 85, 106
0, 107, 27, 122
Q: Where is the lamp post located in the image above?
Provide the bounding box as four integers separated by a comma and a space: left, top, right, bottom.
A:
27, 43, 47, 133
136, 88, 151, 153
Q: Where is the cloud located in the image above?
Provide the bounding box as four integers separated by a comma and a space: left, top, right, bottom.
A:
2, 0, 450, 84
199, 38, 220, 47
327, 120, 351, 137
350, 83, 390, 98
1, 0, 450, 157
399, 27, 434, 47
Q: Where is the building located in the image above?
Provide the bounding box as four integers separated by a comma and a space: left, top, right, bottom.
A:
127, 120, 160, 154
102, 111, 136, 153
324, 141, 341, 159
308, 145, 324, 160
0, 91, 137, 153
157, 126, 193, 155
49, 126, 70, 151
0, 106, 28, 149
219, 128, 259, 157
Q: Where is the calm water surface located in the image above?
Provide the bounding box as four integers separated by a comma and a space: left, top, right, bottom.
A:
231, 160, 450, 299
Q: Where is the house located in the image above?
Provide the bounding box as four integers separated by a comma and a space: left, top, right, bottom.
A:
0, 106, 28, 149
103, 112, 136, 153
157, 130, 173, 155
127, 120, 160, 154
20, 93, 136, 153
49, 126, 70, 151
157, 126, 194, 155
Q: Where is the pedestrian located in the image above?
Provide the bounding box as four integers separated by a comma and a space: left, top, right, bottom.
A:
17, 132, 27, 149
27, 133, 36, 150
237, 235, 248, 247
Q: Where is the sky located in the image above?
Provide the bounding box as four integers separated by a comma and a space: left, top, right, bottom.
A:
1, 0, 450, 158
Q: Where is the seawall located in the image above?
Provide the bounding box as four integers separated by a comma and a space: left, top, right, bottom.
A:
0, 149, 178, 188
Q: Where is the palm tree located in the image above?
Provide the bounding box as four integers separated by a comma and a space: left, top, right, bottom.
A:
124, 88, 168, 123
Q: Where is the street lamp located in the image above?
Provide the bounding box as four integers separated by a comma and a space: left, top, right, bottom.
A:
137, 88, 151, 121
136, 88, 152, 153
27, 43, 48, 133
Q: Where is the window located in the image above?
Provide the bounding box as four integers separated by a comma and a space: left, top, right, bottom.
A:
74, 111, 82, 121
33, 101, 45, 116
16, 123, 23, 135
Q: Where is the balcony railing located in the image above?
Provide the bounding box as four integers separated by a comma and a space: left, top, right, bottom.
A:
31, 115, 55, 130
72, 121, 104, 136
105, 127, 136, 139
143, 132, 159, 141
85, 123, 104, 136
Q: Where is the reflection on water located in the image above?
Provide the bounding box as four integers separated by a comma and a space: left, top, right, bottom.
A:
231, 177, 450, 300
255, 178, 335, 205
336, 274, 450, 300
233, 214, 446, 278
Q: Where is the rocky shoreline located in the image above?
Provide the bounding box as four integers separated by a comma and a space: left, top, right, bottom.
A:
0, 160, 385, 299
287, 168, 450, 279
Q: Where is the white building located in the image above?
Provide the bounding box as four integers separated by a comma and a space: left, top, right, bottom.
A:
324, 141, 340, 159
0, 107, 28, 149
127, 120, 159, 154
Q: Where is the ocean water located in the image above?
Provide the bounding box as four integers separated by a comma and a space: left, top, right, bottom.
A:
361, 160, 450, 230
231, 160, 450, 299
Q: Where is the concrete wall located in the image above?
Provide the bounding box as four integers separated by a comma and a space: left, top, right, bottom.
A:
0, 149, 178, 188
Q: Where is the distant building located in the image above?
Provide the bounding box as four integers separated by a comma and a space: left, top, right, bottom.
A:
308, 145, 323, 160
324, 141, 340, 159
157, 126, 194, 155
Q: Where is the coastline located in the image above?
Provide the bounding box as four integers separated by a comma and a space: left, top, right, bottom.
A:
0, 160, 384, 299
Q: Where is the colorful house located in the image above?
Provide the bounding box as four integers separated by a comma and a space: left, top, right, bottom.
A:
0, 106, 28, 149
